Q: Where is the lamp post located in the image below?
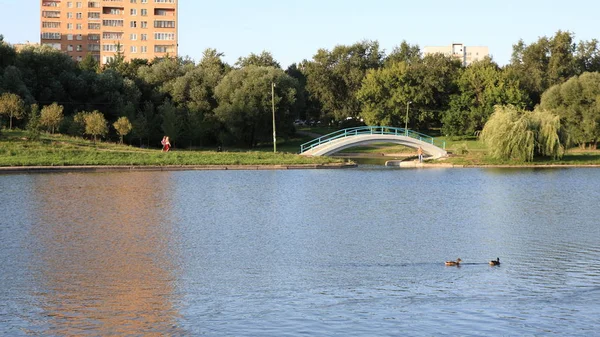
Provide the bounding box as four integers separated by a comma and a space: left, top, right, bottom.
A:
272, 82, 276, 153
405, 101, 412, 136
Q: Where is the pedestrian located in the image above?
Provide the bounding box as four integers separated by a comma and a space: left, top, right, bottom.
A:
417, 146, 423, 163
164, 136, 171, 152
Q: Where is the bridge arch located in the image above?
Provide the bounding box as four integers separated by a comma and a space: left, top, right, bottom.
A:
299, 126, 447, 159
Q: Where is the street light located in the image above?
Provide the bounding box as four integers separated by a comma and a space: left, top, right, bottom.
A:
405, 101, 412, 136
272, 82, 276, 153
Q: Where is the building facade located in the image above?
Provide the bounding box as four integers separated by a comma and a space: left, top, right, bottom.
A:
423, 43, 489, 67
40, 0, 177, 64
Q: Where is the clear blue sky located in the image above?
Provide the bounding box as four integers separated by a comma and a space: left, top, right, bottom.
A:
1, 0, 598, 68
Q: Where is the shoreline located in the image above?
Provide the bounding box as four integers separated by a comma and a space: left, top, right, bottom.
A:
2, 162, 600, 174
0, 163, 357, 174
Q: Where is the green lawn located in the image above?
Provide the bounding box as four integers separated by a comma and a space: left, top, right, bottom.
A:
0, 130, 345, 167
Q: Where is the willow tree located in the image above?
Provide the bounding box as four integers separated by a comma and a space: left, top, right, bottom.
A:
481, 105, 568, 161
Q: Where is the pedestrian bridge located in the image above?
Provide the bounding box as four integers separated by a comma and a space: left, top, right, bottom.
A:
299, 126, 447, 159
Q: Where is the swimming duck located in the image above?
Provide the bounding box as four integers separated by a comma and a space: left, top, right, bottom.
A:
489, 258, 500, 266
445, 258, 462, 266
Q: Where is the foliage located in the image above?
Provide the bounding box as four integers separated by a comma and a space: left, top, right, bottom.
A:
236, 51, 280, 68
442, 58, 529, 136
214, 66, 298, 148
540, 72, 600, 149
480, 105, 567, 161
304, 40, 384, 122
357, 54, 461, 130
83, 110, 108, 142
0, 92, 25, 129
40, 102, 64, 134
113, 116, 133, 144
26, 103, 41, 140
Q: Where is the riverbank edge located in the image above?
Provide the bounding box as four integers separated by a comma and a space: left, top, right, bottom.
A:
403, 162, 600, 168
0, 162, 358, 174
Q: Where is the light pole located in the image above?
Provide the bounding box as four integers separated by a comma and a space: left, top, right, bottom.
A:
272, 82, 276, 153
405, 101, 412, 136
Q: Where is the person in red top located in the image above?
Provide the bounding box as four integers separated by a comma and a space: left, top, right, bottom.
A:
161, 136, 171, 152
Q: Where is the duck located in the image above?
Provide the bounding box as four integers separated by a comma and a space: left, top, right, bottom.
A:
489, 258, 500, 266
445, 258, 462, 266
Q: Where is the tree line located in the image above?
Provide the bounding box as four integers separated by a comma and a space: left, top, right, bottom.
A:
1, 30, 599, 155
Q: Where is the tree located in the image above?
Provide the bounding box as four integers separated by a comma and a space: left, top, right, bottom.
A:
480, 105, 567, 161
113, 116, 132, 144
236, 51, 281, 68
159, 99, 181, 144
0, 92, 25, 129
304, 40, 384, 122
385, 41, 421, 66
79, 53, 99, 73
442, 58, 529, 136
40, 102, 64, 134
214, 66, 298, 148
540, 72, 600, 149
357, 53, 461, 130
26, 103, 41, 140
84, 110, 108, 142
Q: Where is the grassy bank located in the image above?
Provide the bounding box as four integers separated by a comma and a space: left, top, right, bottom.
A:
0, 130, 345, 167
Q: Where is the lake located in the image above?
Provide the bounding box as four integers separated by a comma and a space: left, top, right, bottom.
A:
1, 167, 599, 336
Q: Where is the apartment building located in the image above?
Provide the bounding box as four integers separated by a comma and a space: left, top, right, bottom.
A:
40, 0, 177, 64
423, 43, 489, 67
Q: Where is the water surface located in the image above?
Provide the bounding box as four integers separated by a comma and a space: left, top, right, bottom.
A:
1, 167, 599, 335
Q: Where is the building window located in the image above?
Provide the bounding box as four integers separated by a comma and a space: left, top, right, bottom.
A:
130, 9, 137, 15
76, 12, 82, 19
141, 46, 147, 53
76, 2, 82, 8
67, 34, 73, 40
141, 34, 147, 41
141, 9, 147, 16
67, 45, 74, 51
67, 12, 73, 19
130, 21, 137, 28
141, 21, 147, 28
67, 2, 73, 8
154, 20, 175, 28
130, 34, 137, 40
67, 23, 73, 29
76, 24, 82, 30
42, 32, 62, 40
131, 46, 137, 53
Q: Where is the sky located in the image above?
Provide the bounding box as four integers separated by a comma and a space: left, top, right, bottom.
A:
1, 0, 598, 68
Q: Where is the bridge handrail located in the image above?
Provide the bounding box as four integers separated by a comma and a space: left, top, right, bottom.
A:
300, 126, 442, 153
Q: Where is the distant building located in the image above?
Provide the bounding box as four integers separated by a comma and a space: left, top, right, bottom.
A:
40, 0, 178, 64
12, 41, 40, 52
423, 43, 489, 66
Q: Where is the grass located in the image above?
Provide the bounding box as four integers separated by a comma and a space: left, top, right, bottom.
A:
0, 130, 345, 167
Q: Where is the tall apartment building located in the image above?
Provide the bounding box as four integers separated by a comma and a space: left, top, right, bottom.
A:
423, 43, 489, 67
40, 0, 177, 64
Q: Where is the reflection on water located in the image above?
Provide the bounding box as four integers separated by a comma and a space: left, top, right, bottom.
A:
1, 168, 600, 336
28, 173, 182, 336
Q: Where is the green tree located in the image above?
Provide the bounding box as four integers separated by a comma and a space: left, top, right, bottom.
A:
357, 54, 461, 130
304, 40, 384, 122
113, 116, 132, 144
481, 105, 567, 161
40, 102, 64, 134
236, 51, 281, 68
26, 103, 41, 140
0, 92, 25, 129
159, 99, 181, 145
540, 72, 600, 149
84, 110, 108, 142
214, 66, 298, 148
79, 53, 99, 73
385, 41, 421, 66
442, 58, 529, 136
